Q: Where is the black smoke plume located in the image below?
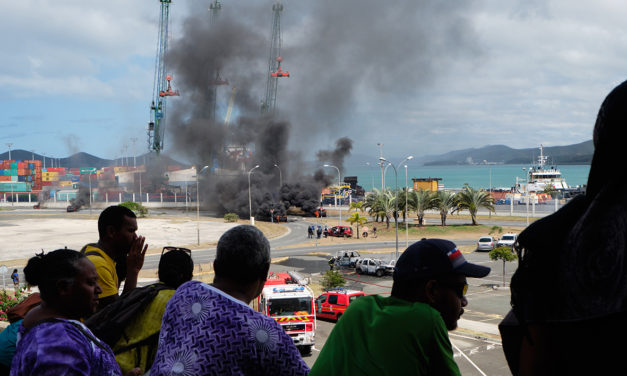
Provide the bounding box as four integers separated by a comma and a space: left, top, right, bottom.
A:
159, 1, 477, 218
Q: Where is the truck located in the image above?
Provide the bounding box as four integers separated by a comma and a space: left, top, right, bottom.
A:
255, 271, 316, 354
315, 288, 365, 321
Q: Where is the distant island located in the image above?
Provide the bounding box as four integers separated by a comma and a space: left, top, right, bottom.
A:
420, 140, 593, 166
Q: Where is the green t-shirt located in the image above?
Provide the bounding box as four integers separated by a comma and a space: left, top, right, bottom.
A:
310, 295, 461, 376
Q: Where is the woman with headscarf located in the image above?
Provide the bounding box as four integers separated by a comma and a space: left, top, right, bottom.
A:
500, 80, 627, 375
10, 249, 140, 376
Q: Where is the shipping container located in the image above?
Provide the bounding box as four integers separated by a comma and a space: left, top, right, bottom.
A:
0, 182, 31, 192
0, 176, 10, 182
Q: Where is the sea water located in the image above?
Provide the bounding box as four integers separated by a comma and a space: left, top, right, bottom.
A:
346, 164, 590, 192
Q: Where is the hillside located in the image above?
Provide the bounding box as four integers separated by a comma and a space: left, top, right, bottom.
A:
0, 149, 188, 169
420, 140, 593, 166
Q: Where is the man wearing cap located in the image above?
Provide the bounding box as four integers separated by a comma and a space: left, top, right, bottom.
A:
309, 238, 490, 376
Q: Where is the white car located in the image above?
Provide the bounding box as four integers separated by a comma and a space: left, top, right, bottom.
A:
356, 258, 386, 277
477, 236, 496, 252
497, 233, 518, 248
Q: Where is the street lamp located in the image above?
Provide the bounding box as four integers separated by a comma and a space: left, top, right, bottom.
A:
196, 165, 209, 245
377, 143, 384, 191
405, 165, 409, 248
324, 164, 341, 226
365, 162, 375, 193
379, 155, 414, 261
6, 143, 13, 160
273, 163, 282, 189
248, 165, 260, 225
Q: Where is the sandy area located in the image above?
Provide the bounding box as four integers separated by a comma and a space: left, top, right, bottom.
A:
0, 216, 238, 263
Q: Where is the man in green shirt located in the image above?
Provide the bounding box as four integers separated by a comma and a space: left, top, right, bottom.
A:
310, 238, 490, 375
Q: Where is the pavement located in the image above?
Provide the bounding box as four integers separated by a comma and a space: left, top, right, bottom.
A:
0, 210, 237, 262
0, 210, 507, 344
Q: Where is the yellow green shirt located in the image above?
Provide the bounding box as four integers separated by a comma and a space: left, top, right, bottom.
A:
83, 245, 119, 299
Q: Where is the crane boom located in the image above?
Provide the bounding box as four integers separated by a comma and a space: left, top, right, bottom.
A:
148, 0, 176, 154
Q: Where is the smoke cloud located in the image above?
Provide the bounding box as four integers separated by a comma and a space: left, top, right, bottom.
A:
159, 0, 478, 218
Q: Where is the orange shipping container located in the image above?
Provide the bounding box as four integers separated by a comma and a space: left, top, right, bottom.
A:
0, 176, 10, 181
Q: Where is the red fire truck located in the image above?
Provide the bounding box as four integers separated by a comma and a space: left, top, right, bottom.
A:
255, 272, 316, 353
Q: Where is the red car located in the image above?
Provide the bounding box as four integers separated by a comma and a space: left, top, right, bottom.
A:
327, 226, 353, 238
315, 289, 365, 321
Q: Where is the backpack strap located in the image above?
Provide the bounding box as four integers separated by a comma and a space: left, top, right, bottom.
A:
80, 244, 104, 258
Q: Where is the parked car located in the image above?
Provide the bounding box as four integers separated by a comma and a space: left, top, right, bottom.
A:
356, 258, 387, 277
477, 236, 496, 251
333, 250, 361, 268
315, 289, 365, 321
496, 233, 518, 248
328, 226, 353, 238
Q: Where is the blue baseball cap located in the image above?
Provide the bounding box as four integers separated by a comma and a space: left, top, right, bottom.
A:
394, 238, 491, 281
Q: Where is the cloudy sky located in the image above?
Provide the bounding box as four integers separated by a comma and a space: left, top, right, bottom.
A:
1, 0, 626, 163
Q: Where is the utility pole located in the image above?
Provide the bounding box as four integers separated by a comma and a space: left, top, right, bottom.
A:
377, 143, 384, 191
131, 138, 137, 168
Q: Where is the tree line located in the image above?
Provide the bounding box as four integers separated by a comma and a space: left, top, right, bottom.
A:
348, 185, 495, 228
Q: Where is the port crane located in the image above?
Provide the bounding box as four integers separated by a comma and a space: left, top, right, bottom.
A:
261, 2, 289, 115
148, 0, 179, 154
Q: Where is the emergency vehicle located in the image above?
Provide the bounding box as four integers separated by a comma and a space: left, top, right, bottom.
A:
255, 272, 316, 353
315, 288, 365, 321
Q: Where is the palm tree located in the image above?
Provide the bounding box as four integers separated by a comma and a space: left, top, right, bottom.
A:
349, 201, 364, 212
433, 190, 457, 226
346, 212, 368, 239
408, 189, 436, 226
396, 187, 410, 223
453, 186, 495, 225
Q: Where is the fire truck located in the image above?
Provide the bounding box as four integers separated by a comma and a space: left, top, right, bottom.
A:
255, 271, 316, 353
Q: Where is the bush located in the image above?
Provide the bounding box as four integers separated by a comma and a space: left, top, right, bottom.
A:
224, 213, 239, 222
120, 202, 148, 217
0, 289, 27, 321
321, 270, 346, 290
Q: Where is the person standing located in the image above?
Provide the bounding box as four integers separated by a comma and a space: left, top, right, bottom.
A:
310, 238, 490, 376
151, 225, 308, 376
81, 205, 147, 310
10, 270, 19, 294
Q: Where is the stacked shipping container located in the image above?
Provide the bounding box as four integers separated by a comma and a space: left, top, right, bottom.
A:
0, 160, 42, 192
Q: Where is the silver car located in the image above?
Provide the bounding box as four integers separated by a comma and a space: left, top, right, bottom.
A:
477, 236, 496, 251
496, 233, 518, 248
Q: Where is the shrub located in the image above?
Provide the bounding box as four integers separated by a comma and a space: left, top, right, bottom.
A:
489, 246, 518, 286
120, 202, 148, 217
0, 289, 27, 321
321, 270, 346, 290
224, 213, 239, 222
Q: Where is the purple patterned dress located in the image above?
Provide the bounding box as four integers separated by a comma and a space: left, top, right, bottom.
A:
10, 318, 121, 376
151, 281, 309, 376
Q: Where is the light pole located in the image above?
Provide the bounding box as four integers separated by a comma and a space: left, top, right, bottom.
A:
405, 165, 409, 248
248, 165, 260, 225
88, 172, 92, 215
131, 138, 137, 168
6, 143, 12, 160
380, 155, 414, 261
196, 165, 209, 245
377, 143, 384, 191
522, 168, 529, 225
324, 164, 341, 226
365, 162, 375, 192
273, 163, 282, 189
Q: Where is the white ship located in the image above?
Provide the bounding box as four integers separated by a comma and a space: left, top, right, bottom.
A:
517, 145, 569, 192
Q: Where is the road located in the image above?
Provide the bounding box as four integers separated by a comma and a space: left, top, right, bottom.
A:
141, 218, 515, 374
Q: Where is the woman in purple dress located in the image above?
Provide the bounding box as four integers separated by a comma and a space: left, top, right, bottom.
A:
10, 249, 141, 376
